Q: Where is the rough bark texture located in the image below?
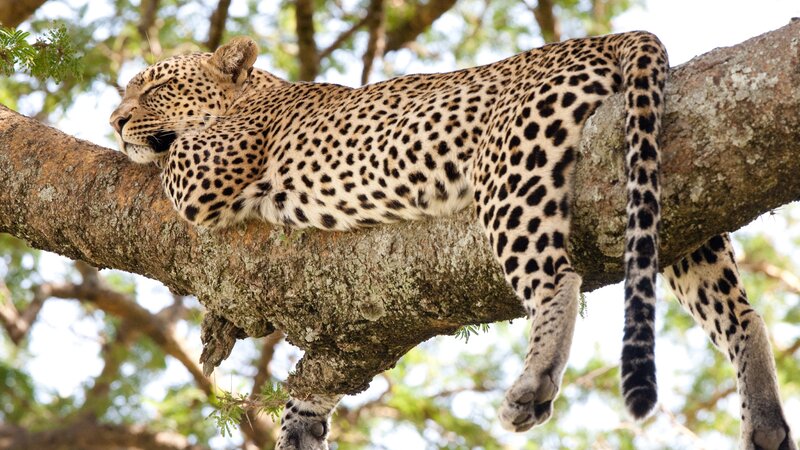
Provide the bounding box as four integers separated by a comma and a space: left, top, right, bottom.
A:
0, 23, 799, 397
0, 0, 47, 27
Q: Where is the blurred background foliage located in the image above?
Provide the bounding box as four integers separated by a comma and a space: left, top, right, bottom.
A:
0, 1, 798, 449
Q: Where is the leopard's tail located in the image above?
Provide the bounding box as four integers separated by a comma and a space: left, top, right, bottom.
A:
614, 31, 669, 420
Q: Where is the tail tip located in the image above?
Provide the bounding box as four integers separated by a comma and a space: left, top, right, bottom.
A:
625, 392, 657, 420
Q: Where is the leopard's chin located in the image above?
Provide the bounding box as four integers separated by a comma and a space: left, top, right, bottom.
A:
121, 143, 167, 165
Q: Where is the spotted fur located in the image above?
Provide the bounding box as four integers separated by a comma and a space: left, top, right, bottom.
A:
111, 35, 795, 449
664, 235, 795, 450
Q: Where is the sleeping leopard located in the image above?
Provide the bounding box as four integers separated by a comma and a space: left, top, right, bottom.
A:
110, 34, 795, 449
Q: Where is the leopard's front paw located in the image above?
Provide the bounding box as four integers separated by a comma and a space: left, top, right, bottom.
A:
743, 424, 796, 450
498, 372, 560, 432
276, 410, 331, 450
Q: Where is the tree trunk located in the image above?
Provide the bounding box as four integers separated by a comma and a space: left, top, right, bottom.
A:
0, 22, 798, 397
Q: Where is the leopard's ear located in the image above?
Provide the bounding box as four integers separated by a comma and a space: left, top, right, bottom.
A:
204, 37, 258, 85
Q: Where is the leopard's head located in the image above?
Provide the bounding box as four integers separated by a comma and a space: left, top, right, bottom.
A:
110, 37, 258, 164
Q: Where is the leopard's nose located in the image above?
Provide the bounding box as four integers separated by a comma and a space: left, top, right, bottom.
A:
111, 114, 131, 134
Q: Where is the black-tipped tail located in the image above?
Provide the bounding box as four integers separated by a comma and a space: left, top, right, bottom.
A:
613, 30, 668, 421
621, 353, 657, 419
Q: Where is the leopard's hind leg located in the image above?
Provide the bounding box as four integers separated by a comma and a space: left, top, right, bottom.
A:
471, 39, 639, 430
474, 99, 587, 432
275, 394, 342, 450
663, 234, 796, 450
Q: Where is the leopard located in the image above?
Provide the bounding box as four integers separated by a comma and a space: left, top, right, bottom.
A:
110, 34, 796, 449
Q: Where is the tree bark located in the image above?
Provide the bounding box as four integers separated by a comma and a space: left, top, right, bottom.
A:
0, 0, 47, 27
0, 23, 799, 397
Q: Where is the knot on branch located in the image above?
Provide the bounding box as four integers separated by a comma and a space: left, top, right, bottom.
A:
199, 311, 260, 376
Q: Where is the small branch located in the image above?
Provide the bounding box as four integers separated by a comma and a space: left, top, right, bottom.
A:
658, 404, 712, 450
680, 384, 737, 429
318, 14, 372, 62
137, 0, 162, 58
199, 312, 250, 377
588, 0, 612, 36
524, 0, 561, 43
739, 259, 800, 294
0, 280, 47, 344
80, 321, 138, 419
240, 331, 284, 448
360, 0, 385, 85
294, 0, 318, 81
784, 336, 800, 357
43, 266, 214, 394
384, 0, 458, 52
205, 0, 232, 51
572, 363, 617, 388
452, 0, 488, 60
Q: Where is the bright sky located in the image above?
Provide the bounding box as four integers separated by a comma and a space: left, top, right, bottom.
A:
13, 0, 800, 449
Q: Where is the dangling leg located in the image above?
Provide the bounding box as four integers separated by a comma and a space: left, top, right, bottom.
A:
663, 234, 795, 450
474, 139, 582, 430
498, 260, 581, 431
276, 394, 343, 450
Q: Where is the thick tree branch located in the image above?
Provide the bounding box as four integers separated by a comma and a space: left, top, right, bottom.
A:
0, 23, 799, 397
0, 0, 47, 28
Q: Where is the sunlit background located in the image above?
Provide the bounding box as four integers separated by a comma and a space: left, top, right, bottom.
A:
2, 0, 799, 449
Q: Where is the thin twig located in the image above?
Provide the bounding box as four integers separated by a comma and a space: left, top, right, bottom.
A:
318, 14, 371, 61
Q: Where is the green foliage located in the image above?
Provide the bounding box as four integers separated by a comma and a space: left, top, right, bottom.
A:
0, 25, 82, 83
207, 381, 289, 436
155, 385, 217, 442
0, 360, 38, 423
0, 234, 42, 308
452, 323, 490, 343
207, 390, 246, 437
